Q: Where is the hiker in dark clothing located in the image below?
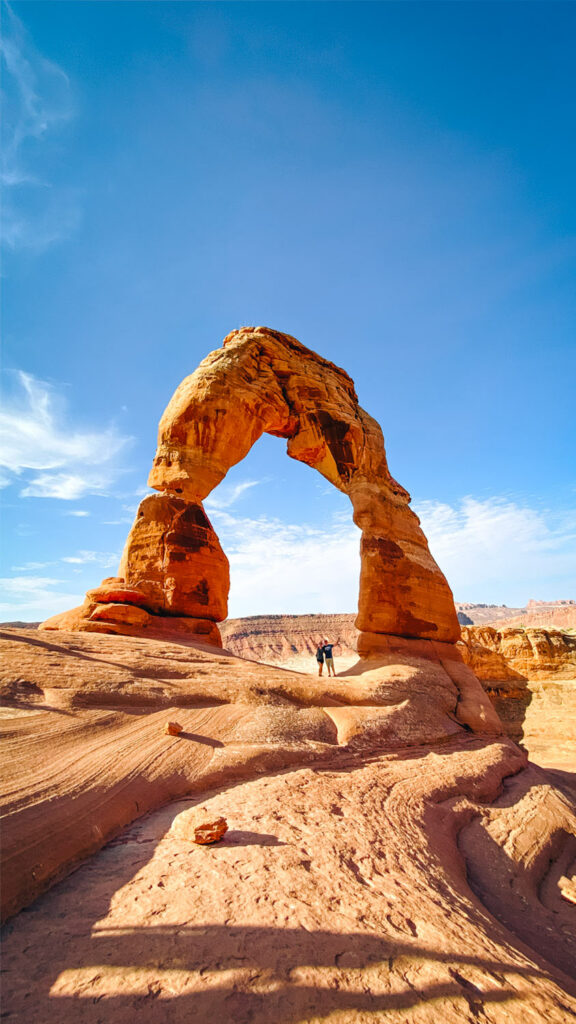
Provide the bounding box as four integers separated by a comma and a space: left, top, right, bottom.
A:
314, 641, 325, 677
322, 637, 341, 677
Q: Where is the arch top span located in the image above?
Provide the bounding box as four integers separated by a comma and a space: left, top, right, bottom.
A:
40, 327, 460, 650
148, 326, 397, 503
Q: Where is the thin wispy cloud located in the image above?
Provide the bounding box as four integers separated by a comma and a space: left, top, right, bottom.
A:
2, 493, 573, 621
205, 479, 261, 511
0, 576, 84, 620
11, 560, 54, 572
61, 549, 119, 568
415, 496, 576, 605
0, 1, 79, 251
210, 507, 360, 616
208, 495, 576, 616
0, 371, 132, 499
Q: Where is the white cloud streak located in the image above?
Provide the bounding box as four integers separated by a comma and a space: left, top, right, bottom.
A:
416, 496, 576, 605
61, 550, 119, 568
1, 2, 80, 251
205, 480, 261, 511
0, 371, 132, 499
0, 576, 84, 620
209, 496, 575, 616
211, 508, 360, 616
3, 495, 572, 621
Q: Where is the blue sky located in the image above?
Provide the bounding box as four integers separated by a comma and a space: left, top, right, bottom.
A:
1, 0, 575, 621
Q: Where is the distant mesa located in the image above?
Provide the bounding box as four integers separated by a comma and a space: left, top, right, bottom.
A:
41, 326, 460, 655
457, 612, 474, 626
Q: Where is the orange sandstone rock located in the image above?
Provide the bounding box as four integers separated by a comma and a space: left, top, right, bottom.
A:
41, 326, 460, 650
559, 875, 576, 905
118, 494, 229, 621
41, 595, 222, 646
192, 816, 228, 844
146, 326, 459, 646
172, 809, 228, 845
164, 721, 183, 736
458, 626, 576, 681
85, 584, 151, 607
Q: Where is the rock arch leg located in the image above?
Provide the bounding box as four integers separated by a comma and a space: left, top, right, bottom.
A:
41, 327, 460, 651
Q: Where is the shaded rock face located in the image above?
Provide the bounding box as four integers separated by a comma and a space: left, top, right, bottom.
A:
458, 626, 576, 769
459, 626, 576, 681
41, 327, 459, 650
117, 495, 229, 621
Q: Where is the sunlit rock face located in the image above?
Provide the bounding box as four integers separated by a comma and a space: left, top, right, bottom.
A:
41, 326, 460, 650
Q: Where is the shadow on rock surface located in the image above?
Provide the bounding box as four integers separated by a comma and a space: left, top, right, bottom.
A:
2, 919, 566, 1024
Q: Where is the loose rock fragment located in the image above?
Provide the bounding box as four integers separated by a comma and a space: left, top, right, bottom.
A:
172, 809, 228, 845
192, 817, 228, 845
558, 875, 576, 905
164, 721, 183, 736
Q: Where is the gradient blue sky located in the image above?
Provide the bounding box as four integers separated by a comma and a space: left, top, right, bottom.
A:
1, 1, 575, 620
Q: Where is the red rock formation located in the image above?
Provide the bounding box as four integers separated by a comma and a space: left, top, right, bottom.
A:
172, 810, 229, 845
458, 625, 576, 681
457, 626, 576, 768
489, 606, 576, 630
41, 327, 459, 651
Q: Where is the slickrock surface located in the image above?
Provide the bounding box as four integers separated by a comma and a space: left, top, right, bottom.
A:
0, 625, 499, 924
220, 618, 576, 771
2, 731, 575, 1022
1, 627, 575, 1021
220, 613, 359, 672
42, 327, 460, 649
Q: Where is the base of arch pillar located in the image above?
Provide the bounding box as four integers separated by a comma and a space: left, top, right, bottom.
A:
40, 604, 223, 648
356, 630, 460, 662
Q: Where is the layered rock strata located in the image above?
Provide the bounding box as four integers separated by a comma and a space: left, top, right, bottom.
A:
458, 626, 576, 769
220, 613, 359, 671
1, 627, 575, 1021
459, 626, 576, 681
41, 327, 460, 652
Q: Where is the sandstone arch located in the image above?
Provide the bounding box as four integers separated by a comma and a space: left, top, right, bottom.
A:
42, 327, 460, 652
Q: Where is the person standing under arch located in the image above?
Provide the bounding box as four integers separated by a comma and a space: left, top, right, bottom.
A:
322, 638, 340, 677
314, 641, 325, 676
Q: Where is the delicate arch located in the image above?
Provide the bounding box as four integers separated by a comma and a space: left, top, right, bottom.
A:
41, 328, 460, 652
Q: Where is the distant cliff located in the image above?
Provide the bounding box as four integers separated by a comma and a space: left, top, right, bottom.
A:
220, 614, 359, 672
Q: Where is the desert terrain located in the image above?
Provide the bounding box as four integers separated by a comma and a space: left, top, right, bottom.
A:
2, 626, 576, 1022
1, 329, 575, 1022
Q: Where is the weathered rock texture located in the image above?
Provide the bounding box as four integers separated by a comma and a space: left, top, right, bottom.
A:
173, 811, 229, 845
459, 626, 576, 682
0, 624, 499, 924
457, 626, 576, 771
41, 327, 460, 651
1, 628, 575, 1022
